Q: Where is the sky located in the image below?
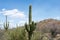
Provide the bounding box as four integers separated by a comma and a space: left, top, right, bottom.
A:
0, 0, 60, 28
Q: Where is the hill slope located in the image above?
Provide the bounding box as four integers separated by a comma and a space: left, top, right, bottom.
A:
36, 19, 60, 33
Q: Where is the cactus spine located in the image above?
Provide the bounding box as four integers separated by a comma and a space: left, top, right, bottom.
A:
25, 5, 36, 40
4, 15, 9, 31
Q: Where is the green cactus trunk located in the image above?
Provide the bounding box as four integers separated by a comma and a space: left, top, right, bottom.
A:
28, 32, 31, 40
28, 5, 32, 40
25, 5, 36, 40
29, 5, 32, 24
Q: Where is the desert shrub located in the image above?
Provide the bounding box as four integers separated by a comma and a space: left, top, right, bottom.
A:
31, 31, 45, 40
5, 27, 27, 40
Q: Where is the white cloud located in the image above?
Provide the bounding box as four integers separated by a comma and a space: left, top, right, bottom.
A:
0, 22, 4, 29
18, 21, 26, 26
0, 9, 28, 28
0, 9, 25, 18
2, 8, 6, 11
53, 17, 60, 20
8, 20, 26, 28
9, 20, 14, 23
9, 23, 16, 28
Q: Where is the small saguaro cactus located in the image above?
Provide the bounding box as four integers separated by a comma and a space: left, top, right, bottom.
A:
4, 15, 9, 31
25, 5, 36, 40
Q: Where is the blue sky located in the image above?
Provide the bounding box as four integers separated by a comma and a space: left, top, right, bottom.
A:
0, 0, 60, 28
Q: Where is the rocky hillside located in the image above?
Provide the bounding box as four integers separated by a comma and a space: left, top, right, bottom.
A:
36, 19, 60, 34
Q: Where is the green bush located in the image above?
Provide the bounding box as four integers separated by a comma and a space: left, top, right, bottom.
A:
5, 27, 27, 40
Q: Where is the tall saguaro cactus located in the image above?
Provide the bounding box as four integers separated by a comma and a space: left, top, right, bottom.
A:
4, 15, 9, 31
25, 5, 36, 40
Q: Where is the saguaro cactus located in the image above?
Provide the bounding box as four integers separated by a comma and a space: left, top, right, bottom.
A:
4, 15, 9, 31
25, 5, 36, 40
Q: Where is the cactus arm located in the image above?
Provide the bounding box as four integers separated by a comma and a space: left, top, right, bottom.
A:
25, 23, 30, 32
30, 21, 36, 32
4, 23, 6, 29
7, 22, 9, 28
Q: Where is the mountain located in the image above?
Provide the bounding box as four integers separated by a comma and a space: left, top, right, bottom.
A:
36, 19, 60, 34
